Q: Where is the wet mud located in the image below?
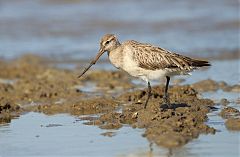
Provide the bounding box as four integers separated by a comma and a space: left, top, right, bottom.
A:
0, 55, 239, 148
219, 107, 240, 131
191, 79, 240, 92
225, 118, 240, 131
85, 85, 216, 148
219, 107, 240, 119
0, 99, 21, 124
220, 98, 230, 106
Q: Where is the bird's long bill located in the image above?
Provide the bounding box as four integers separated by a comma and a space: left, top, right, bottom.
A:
78, 48, 105, 78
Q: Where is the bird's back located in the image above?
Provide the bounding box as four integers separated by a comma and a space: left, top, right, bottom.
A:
124, 40, 210, 73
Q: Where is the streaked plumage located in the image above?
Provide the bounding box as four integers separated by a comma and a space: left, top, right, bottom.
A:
78, 34, 211, 109
130, 40, 210, 70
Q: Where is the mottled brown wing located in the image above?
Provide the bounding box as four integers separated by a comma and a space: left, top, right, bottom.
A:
130, 40, 210, 71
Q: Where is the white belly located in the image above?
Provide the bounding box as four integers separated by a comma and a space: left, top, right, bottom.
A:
146, 69, 168, 80
121, 52, 169, 82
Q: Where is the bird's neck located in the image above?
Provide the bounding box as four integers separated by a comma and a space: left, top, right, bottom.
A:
107, 42, 124, 69
107, 41, 121, 56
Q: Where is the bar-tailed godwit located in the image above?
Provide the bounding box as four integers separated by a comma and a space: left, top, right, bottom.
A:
78, 34, 210, 108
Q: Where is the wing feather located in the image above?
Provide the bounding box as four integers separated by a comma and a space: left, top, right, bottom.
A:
129, 40, 210, 71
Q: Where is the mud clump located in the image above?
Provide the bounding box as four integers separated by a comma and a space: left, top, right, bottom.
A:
80, 70, 133, 90
191, 79, 240, 93
101, 131, 117, 137
191, 79, 219, 92
0, 99, 21, 124
219, 107, 240, 119
225, 118, 240, 131
227, 84, 240, 92
85, 85, 216, 148
0, 55, 127, 121
34, 98, 118, 115
220, 98, 230, 106
219, 107, 240, 131
0, 55, 83, 103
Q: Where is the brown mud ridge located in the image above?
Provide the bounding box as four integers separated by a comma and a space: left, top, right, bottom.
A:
0, 55, 239, 148
191, 79, 240, 93
0, 55, 130, 123
83, 85, 216, 148
219, 107, 240, 131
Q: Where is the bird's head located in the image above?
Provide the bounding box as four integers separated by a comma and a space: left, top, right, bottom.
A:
78, 34, 119, 78
99, 34, 119, 53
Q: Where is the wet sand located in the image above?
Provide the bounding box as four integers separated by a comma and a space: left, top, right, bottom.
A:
1, 55, 239, 150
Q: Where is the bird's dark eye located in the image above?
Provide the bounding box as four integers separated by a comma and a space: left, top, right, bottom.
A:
105, 40, 110, 45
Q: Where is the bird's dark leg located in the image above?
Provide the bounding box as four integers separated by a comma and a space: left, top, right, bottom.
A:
144, 81, 152, 109
163, 76, 171, 107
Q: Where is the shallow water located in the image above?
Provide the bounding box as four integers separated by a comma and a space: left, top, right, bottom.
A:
0, 112, 151, 157
185, 59, 240, 85
0, 0, 238, 59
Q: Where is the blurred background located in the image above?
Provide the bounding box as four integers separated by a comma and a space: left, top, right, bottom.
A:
0, 0, 239, 60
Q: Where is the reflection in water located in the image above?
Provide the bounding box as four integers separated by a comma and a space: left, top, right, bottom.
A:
0, 112, 153, 156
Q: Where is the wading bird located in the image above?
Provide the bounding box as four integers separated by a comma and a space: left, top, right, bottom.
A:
78, 34, 210, 108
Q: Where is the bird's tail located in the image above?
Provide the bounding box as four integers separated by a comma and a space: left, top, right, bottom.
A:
191, 59, 211, 67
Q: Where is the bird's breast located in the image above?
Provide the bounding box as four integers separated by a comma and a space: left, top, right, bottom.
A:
108, 49, 123, 69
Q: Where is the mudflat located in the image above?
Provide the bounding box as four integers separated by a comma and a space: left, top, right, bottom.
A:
1, 55, 239, 149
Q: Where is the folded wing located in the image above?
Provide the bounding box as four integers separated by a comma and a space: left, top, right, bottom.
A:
130, 40, 210, 72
